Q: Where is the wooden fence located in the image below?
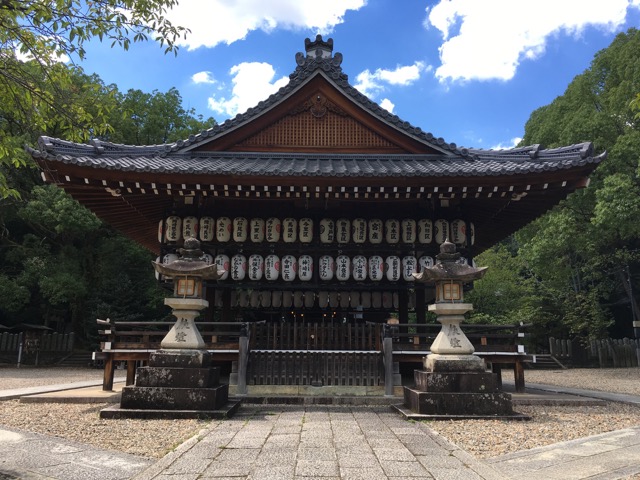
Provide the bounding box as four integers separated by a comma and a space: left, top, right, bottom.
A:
549, 337, 640, 368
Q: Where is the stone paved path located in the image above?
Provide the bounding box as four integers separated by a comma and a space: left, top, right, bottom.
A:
134, 406, 505, 480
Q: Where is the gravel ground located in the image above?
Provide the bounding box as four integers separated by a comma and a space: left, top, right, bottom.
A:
1, 367, 640, 464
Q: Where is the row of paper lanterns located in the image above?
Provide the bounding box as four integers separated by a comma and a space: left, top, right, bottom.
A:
160, 216, 474, 246
213, 289, 417, 310
158, 253, 475, 283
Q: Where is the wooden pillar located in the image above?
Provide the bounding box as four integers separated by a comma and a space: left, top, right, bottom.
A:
514, 361, 525, 393
491, 362, 502, 389
126, 360, 137, 386
415, 287, 426, 345
103, 353, 115, 391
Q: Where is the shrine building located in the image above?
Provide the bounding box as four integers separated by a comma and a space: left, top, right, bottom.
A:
28, 36, 604, 395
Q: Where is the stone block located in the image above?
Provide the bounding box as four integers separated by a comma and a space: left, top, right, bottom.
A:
135, 367, 220, 388
413, 370, 500, 393
148, 350, 212, 368
403, 387, 513, 415
120, 384, 228, 410
424, 353, 486, 372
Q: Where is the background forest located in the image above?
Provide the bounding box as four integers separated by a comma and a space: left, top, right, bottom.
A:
1, 17, 640, 350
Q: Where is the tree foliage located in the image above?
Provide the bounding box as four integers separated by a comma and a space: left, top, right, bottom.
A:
472, 28, 640, 342
0, 0, 189, 197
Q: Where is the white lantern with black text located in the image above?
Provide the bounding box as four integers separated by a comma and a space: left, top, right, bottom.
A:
368, 218, 383, 244
319, 255, 335, 281
265, 254, 280, 281
249, 218, 265, 243
298, 255, 313, 281
282, 218, 297, 243
352, 218, 367, 244
182, 216, 198, 240
450, 219, 466, 245
233, 217, 248, 242
401, 219, 416, 243
248, 254, 264, 281
417, 219, 433, 244
352, 255, 367, 281
368, 255, 384, 281
165, 216, 181, 242
434, 219, 449, 244
214, 254, 230, 280
386, 255, 401, 281
385, 219, 400, 244
265, 217, 281, 243
319, 218, 335, 243
281, 255, 297, 281
336, 255, 351, 281
336, 218, 350, 244
419, 256, 434, 272
216, 217, 231, 242
402, 256, 417, 281
200, 216, 215, 242
299, 218, 313, 243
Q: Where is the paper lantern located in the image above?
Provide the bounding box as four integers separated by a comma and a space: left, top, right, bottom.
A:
350, 290, 360, 308
419, 256, 434, 271
434, 219, 449, 244
372, 291, 382, 309
401, 219, 417, 244
214, 254, 230, 280
417, 219, 433, 244
368, 218, 383, 244
319, 255, 335, 281
230, 254, 246, 281
232, 217, 248, 242
385, 256, 401, 281
162, 253, 179, 265
385, 219, 400, 244
368, 255, 384, 281
299, 218, 313, 243
229, 290, 237, 307
451, 219, 466, 245
361, 291, 371, 308
402, 256, 417, 281
165, 216, 181, 242
250, 291, 260, 308
238, 290, 249, 307
182, 216, 198, 240
319, 218, 335, 243
293, 291, 304, 308
216, 217, 231, 242
352, 218, 367, 244
158, 220, 164, 243
352, 255, 368, 281
298, 255, 313, 281
282, 291, 293, 308
304, 291, 314, 308
281, 254, 297, 282
318, 291, 329, 308
260, 291, 271, 308
249, 218, 265, 243
329, 292, 340, 308
336, 255, 351, 281
265, 217, 281, 243
282, 218, 297, 243
382, 292, 393, 309
199, 216, 215, 242
203, 254, 214, 266
214, 289, 223, 307
154, 256, 161, 280
272, 291, 282, 308
265, 254, 280, 281
248, 254, 264, 281
470, 222, 475, 246
336, 218, 351, 244
339, 292, 350, 308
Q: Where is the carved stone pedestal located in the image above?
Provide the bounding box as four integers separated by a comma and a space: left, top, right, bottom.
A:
101, 350, 240, 419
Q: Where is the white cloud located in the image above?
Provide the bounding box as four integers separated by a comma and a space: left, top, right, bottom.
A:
191, 71, 216, 84
491, 137, 522, 150
165, 0, 366, 50
425, 0, 640, 82
14, 44, 70, 64
355, 61, 428, 98
207, 62, 289, 117
379, 98, 395, 113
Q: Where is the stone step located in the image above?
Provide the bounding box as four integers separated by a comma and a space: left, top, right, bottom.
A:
120, 384, 228, 410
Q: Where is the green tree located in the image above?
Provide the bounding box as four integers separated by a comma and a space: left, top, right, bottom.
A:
0, 0, 188, 197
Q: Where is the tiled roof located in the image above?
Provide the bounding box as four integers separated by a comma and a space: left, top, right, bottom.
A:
28, 138, 603, 179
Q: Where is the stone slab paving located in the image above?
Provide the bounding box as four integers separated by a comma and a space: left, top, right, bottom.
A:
489, 426, 640, 480
132, 406, 506, 480
0, 426, 152, 479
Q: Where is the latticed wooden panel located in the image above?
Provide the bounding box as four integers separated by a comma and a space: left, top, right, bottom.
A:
238, 110, 401, 150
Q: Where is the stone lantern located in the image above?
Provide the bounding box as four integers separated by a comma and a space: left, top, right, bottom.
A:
399, 239, 516, 418
152, 237, 225, 350
413, 239, 487, 372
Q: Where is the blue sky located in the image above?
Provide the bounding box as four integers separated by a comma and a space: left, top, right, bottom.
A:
77, 0, 640, 150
